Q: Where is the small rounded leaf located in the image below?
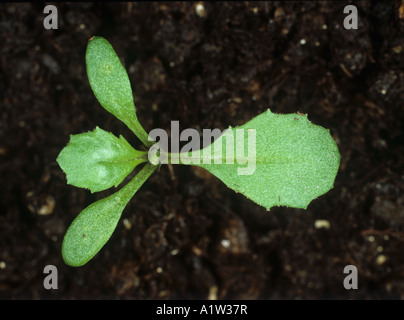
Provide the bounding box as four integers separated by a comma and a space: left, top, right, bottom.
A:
62, 163, 157, 267
86, 36, 152, 146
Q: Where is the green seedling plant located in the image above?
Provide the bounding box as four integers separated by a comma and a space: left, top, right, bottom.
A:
57, 36, 341, 267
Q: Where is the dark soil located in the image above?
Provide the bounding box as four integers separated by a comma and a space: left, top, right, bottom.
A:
1, 1, 404, 299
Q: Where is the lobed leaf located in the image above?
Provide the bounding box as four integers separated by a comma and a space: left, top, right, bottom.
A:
56, 126, 147, 193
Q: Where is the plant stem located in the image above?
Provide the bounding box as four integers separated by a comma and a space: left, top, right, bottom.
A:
129, 115, 154, 148
120, 162, 157, 201
164, 149, 232, 165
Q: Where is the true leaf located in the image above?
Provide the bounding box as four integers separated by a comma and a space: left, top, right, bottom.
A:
192, 109, 340, 210
86, 36, 152, 147
62, 163, 157, 267
56, 126, 147, 193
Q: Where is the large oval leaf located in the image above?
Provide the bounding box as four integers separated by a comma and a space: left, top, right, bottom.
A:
193, 109, 340, 210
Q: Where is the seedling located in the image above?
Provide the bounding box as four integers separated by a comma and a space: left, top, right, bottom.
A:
57, 37, 340, 267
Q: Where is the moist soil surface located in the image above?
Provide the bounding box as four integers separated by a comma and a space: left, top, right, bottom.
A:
1, 2, 404, 299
